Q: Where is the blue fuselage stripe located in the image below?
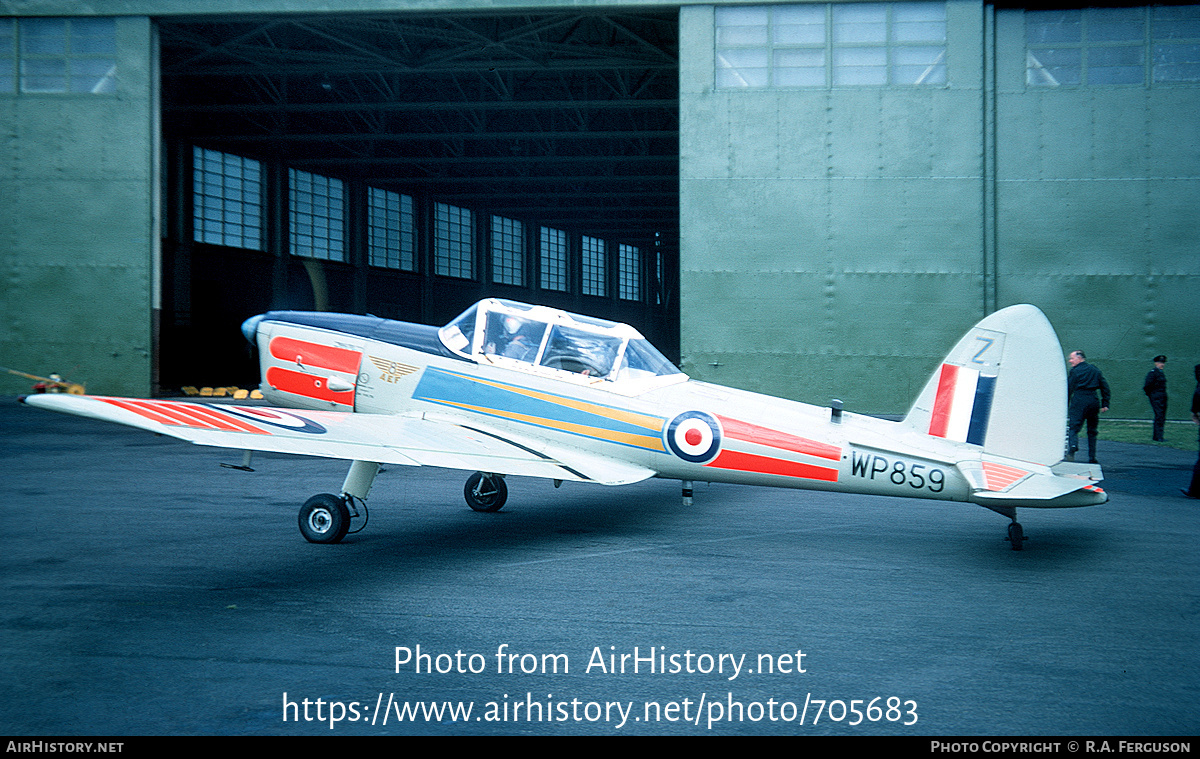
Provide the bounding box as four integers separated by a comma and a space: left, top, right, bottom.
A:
413, 367, 665, 450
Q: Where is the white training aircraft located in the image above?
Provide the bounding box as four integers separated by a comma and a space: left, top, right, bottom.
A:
21, 298, 1105, 550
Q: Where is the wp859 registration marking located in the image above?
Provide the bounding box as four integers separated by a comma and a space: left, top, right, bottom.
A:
850, 451, 946, 493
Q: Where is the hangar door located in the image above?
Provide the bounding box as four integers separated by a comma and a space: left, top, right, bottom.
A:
157, 12, 679, 390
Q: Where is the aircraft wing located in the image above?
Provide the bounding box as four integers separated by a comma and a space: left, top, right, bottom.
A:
20, 394, 654, 486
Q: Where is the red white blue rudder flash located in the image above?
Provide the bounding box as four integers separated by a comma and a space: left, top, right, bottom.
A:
927, 364, 996, 446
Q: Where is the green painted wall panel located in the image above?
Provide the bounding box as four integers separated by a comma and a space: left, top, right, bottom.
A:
1148, 182, 1200, 267
2, 261, 152, 391
681, 3, 1198, 420
0, 17, 155, 396
997, 271, 1200, 418
682, 176, 984, 282
992, 38, 1200, 420
680, 2, 990, 413
4, 177, 152, 266
680, 271, 828, 356
726, 93, 785, 178
682, 179, 828, 268
680, 268, 983, 413
998, 180, 1153, 274
1148, 90, 1200, 177
827, 179, 982, 271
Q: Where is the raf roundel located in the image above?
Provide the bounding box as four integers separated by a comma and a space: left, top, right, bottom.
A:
665, 411, 722, 464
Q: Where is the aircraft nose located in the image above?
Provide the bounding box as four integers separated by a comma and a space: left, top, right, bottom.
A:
241, 314, 266, 344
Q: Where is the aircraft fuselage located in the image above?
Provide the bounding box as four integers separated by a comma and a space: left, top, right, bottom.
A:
256, 317, 973, 505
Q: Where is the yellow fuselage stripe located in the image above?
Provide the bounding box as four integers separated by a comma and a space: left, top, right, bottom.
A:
435, 399, 666, 451
444, 371, 663, 432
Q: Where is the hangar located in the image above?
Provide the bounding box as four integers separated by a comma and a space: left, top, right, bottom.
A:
2, 1, 1197, 417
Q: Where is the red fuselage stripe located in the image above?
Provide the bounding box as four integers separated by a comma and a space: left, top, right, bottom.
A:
707, 449, 840, 482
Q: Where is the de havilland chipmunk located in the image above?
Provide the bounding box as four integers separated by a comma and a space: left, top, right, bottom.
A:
21, 298, 1106, 550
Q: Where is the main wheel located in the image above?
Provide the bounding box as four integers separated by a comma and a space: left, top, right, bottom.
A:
464, 472, 508, 512
1007, 521, 1025, 551
299, 494, 351, 543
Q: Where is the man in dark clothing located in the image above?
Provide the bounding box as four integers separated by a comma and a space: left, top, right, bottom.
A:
1185, 364, 1200, 499
1143, 355, 1168, 442
1066, 350, 1110, 464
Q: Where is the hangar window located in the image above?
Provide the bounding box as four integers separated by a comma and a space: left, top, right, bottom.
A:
16, 17, 116, 94
619, 244, 641, 301
539, 226, 569, 292
434, 202, 475, 280
289, 168, 346, 262
1153, 5, 1200, 82
192, 147, 264, 251
1027, 6, 1200, 86
367, 187, 415, 271
582, 235, 607, 297
716, 2, 946, 88
491, 215, 525, 286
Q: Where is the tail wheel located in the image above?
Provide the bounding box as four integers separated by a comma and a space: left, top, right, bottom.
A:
299, 494, 351, 543
464, 472, 507, 512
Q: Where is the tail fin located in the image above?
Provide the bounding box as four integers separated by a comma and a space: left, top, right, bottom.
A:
904, 305, 1066, 466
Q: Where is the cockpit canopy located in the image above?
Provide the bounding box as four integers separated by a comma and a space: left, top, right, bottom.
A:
438, 299, 686, 392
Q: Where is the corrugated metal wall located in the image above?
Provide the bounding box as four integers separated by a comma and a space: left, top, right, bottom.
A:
680, 2, 1199, 417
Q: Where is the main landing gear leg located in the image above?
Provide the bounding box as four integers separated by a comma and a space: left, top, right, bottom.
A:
298, 460, 379, 544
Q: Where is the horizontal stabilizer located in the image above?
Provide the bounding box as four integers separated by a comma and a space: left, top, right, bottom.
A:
957, 456, 1106, 508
